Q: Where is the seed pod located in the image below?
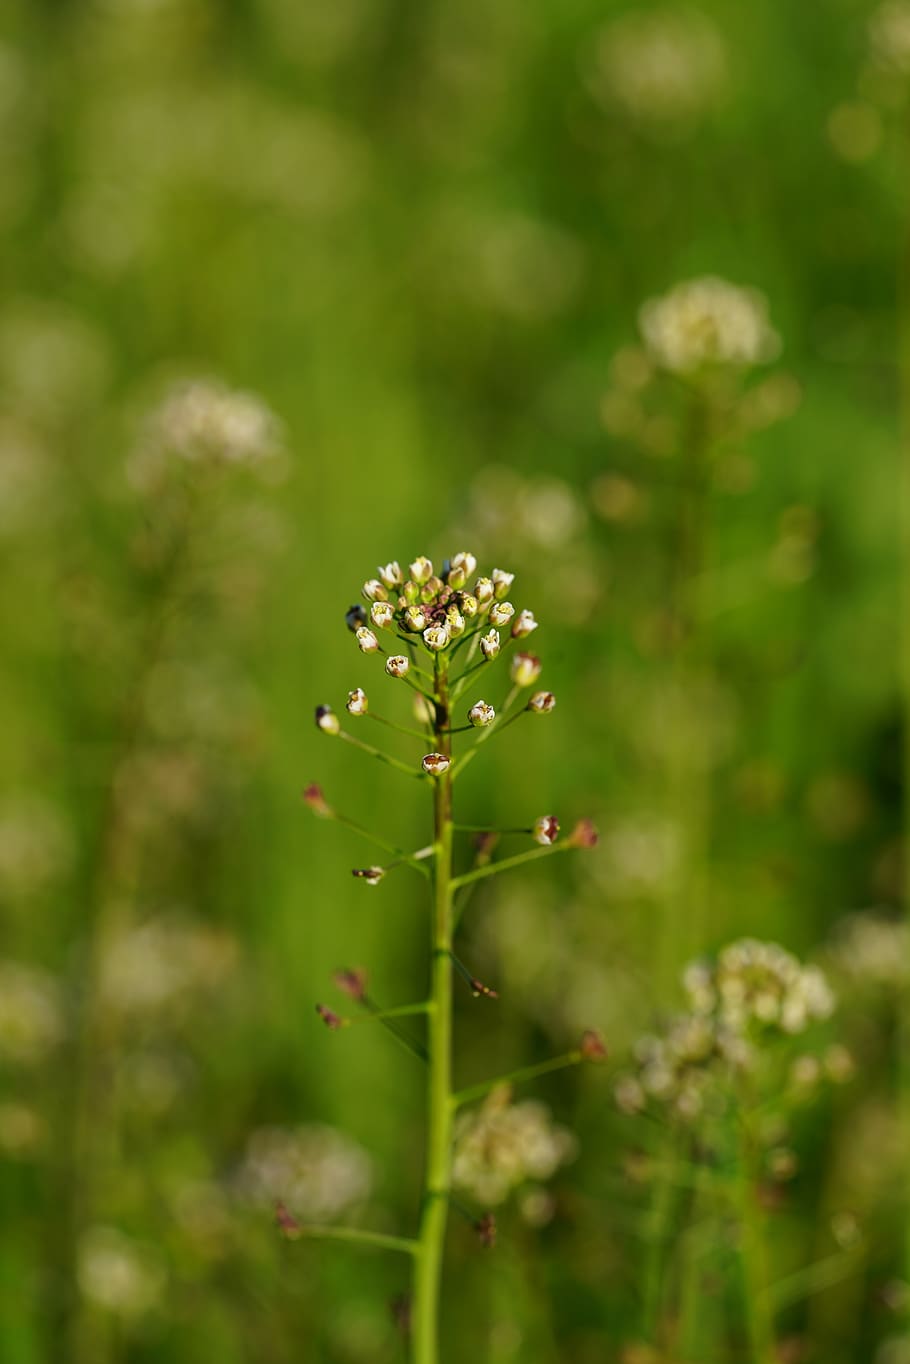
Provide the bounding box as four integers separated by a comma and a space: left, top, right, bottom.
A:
315, 705, 340, 736
346, 688, 368, 716
422, 752, 451, 776
386, 654, 411, 678
468, 700, 496, 727
356, 626, 380, 653
511, 652, 541, 687
527, 690, 555, 714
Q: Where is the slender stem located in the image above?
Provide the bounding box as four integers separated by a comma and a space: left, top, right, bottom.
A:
295, 1226, 418, 1256
734, 1113, 777, 1364
453, 824, 530, 834
412, 655, 455, 1364
451, 843, 565, 890
346, 1001, 431, 1023
452, 1052, 582, 1109
332, 811, 427, 868
368, 713, 433, 741
338, 729, 424, 778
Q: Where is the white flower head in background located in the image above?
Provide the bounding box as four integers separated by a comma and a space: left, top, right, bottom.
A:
639, 277, 780, 374
452, 1088, 577, 1206
237, 1123, 372, 1222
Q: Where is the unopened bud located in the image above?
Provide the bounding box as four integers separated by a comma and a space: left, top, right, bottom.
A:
527, 690, 555, 714
446, 562, 467, 590
459, 592, 478, 618
489, 601, 514, 627
402, 579, 421, 604
470, 976, 499, 999
346, 687, 368, 716
352, 865, 385, 886
386, 654, 411, 678
316, 1003, 344, 1029
446, 607, 466, 637
404, 604, 430, 632
474, 1212, 497, 1248
315, 704, 340, 736
362, 579, 388, 602
333, 968, 368, 1001
356, 626, 379, 654
371, 601, 394, 629
511, 609, 538, 639
492, 568, 514, 600
422, 752, 451, 776
345, 604, 367, 632
511, 652, 541, 687
450, 550, 477, 582
421, 575, 444, 603
468, 700, 496, 727
302, 782, 333, 817
580, 1029, 607, 1061
378, 561, 403, 589
532, 815, 559, 846
423, 625, 450, 651
480, 629, 500, 660
474, 577, 494, 605
409, 556, 433, 584
567, 818, 598, 849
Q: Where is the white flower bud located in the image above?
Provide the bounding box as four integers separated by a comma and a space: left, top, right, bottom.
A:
492, 568, 514, 600
511, 610, 538, 639
404, 604, 429, 632
474, 577, 495, 605
378, 561, 403, 589
511, 652, 542, 687
445, 607, 465, 638
409, 556, 433, 584
315, 705, 340, 735
480, 629, 500, 660
460, 593, 478, 618
423, 625, 450, 651
532, 815, 559, 846
402, 580, 421, 604
346, 688, 368, 716
386, 654, 411, 678
451, 550, 477, 579
489, 601, 514, 627
528, 690, 556, 714
355, 626, 379, 653
422, 752, 451, 775
362, 579, 388, 602
468, 700, 495, 727
352, 865, 385, 886
370, 601, 394, 629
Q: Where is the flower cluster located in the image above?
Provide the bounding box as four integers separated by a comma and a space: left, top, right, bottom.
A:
639, 276, 780, 375
237, 1124, 373, 1223
828, 912, 910, 993
615, 939, 837, 1121
452, 1088, 577, 1206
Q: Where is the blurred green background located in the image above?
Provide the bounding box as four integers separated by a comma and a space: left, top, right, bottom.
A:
2, 0, 909, 1360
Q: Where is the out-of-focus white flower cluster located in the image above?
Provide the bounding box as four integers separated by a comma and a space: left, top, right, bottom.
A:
0, 795, 73, 899
77, 1225, 165, 1318
452, 1088, 577, 1206
828, 912, 910, 993
128, 379, 285, 489
588, 7, 727, 132
639, 277, 780, 375
0, 961, 64, 1065
615, 940, 837, 1122
236, 1124, 372, 1222
99, 915, 238, 1020
869, 1, 910, 74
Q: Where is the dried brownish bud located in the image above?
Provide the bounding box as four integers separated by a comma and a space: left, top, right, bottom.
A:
422, 752, 451, 776
527, 691, 556, 714
333, 967, 368, 1001
316, 1003, 344, 1029
470, 976, 499, 999
511, 652, 541, 687
302, 783, 333, 817
352, 865, 385, 886
275, 1201, 302, 1239
567, 818, 598, 849
345, 603, 367, 632
386, 654, 411, 679
475, 1213, 497, 1248
315, 704, 340, 736
511, 609, 538, 639
580, 1029, 607, 1061
468, 700, 496, 727
346, 687, 368, 716
355, 626, 380, 654
532, 815, 560, 846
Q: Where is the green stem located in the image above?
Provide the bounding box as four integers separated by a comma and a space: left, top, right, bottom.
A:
338, 729, 423, 778
451, 843, 565, 890
452, 1052, 581, 1109
368, 713, 434, 741
412, 655, 455, 1364
296, 1226, 418, 1256
735, 1116, 776, 1364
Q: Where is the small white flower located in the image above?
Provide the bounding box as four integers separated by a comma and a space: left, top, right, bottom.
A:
409, 556, 433, 584
480, 630, 501, 660
511, 653, 542, 687
489, 601, 514, 627
370, 601, 394, 629
468, 700, 496, 727
511, 610, 538, 639
491, 568, 515, 600
423, 625, 450, 651
532, 815, 559, 846
404, 604, 430, 632
362, 579, 388, 602
422, 752, 451, 776
378, 561, 403, 589
446, 608, 466, 638
451, 551, 477, 579
346, 688, 368, 717
386, 655, 411, 678
460, 593, 478, 618
355, 627, 379, 654
527, 691, 556, 714
315, 705, 340, 735
474, 577, 495, 605
352, 866, 385, 886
